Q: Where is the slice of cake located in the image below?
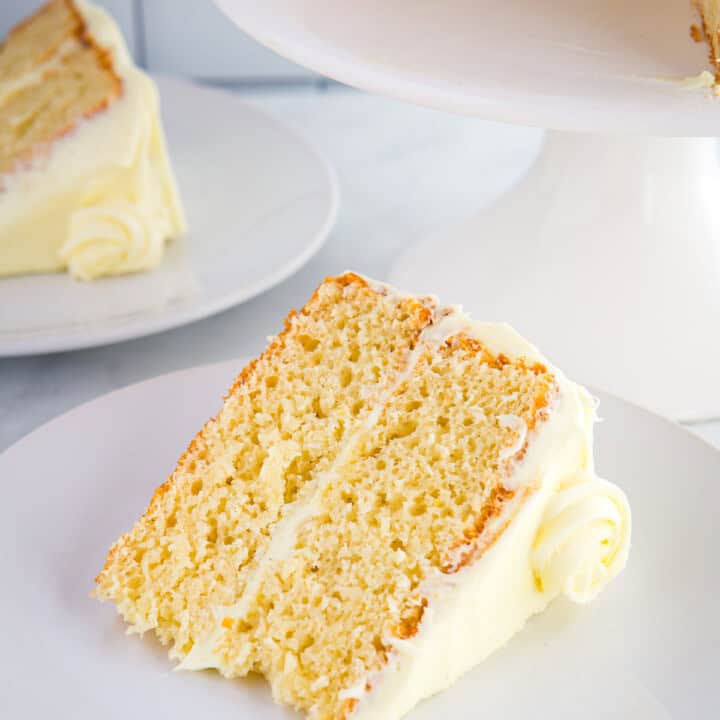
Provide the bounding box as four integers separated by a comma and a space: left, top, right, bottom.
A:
95, 273, 631, 720
0, 0, 185, 280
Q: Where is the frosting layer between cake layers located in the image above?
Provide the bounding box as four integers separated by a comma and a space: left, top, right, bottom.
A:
175, 301, 630, 720
0, 1, 185, 280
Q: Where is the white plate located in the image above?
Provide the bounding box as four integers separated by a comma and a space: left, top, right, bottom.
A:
1, 359, 718, 718
0, 77, 338, 357
216, 0, 720, 134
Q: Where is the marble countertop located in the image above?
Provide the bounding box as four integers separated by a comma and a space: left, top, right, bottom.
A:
1, 87, 719, 452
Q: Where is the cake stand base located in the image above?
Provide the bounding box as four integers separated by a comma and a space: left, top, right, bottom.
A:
389, 132, 720, 421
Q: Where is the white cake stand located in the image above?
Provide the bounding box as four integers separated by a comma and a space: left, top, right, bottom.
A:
216, 0, 720, 420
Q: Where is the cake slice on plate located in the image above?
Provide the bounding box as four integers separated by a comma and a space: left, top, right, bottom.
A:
0, 0, 185, 280
95, 273, 630, 720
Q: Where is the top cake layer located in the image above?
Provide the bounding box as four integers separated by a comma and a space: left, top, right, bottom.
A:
95, 273, 630, 720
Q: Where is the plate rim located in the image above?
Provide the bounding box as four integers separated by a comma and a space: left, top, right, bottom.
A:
0, 75, 340, 358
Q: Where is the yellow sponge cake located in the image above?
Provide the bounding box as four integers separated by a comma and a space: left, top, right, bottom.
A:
0, 0, 185, 280
95, 273, 630, 720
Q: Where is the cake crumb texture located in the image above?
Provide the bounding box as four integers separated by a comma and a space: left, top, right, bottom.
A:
95, 273, 561, 720
95, 274, 436, 661
215, 335, 556, 719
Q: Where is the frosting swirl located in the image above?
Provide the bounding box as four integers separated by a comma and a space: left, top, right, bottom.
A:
61, 200, 166, 280
532, 478, 631, 603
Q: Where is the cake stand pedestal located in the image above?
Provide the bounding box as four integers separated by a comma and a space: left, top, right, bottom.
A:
216, 0, 720, 419
391, 132, 720, 420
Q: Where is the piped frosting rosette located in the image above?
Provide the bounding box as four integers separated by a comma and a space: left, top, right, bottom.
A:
532, 477, 631, 603
61, 199, 167, 281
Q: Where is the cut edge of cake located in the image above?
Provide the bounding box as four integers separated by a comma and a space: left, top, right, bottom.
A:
95, 272, 440, 648
94, 273, 631, 720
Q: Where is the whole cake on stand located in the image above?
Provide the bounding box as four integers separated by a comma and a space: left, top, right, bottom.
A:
216, 0, 720, 420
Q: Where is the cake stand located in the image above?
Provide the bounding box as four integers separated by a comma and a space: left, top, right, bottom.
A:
2, 359, 719, 718
216, 0, 720, 420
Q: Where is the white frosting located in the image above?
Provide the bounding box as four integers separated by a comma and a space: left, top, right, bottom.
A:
532, 477, 630, 604
0, 1, 185, 280
173, 291, 631, 719
357, 273, 417, 302
497, 413, 527, 463
679, 70, 716, 89
62, 196, 168, 281
661, 70, 717, 90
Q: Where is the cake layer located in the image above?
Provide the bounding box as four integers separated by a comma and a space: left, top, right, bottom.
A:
96, 274, 631, 720
202, 333, 558, 719
0, 1, 185, 280
95, 274, 437, 659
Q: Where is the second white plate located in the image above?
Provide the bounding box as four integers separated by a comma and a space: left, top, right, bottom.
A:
1, 359, 718, 717
0, 76, 338, 357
